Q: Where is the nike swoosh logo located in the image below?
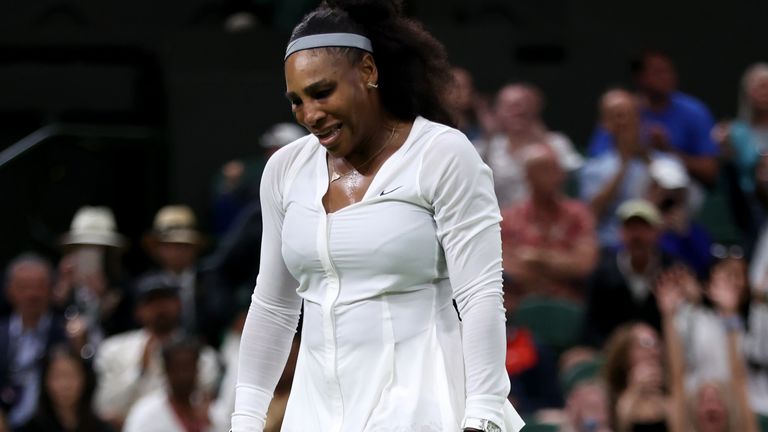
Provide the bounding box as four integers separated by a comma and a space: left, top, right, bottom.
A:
380, 186, 403, 196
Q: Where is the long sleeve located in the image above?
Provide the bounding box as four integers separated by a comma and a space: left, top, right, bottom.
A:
419, 129, 514, 429
231, 151, 303, 431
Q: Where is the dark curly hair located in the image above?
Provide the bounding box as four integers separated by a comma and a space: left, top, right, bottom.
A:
30, 345, 106, 432
288, 0, 455, 127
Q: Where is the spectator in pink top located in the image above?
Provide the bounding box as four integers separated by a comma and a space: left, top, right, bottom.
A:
501, 144, 598, 301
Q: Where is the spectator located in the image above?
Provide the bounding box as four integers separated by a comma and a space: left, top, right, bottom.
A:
588, 50, 719, 187
18, 345, 113, 432
646, 158, 714, 278
123, 336, 212, 432
142, 205, 228, 344
601, 322, 670, 431
54, 206, 132, 358
656, 263, 760, 431
583, 199, 677, 346
580, 88, 680, 247
501, 143, 598, 301
205, 122, 310, 312
211, 122, 306, 237
0, 254, 69, 429
449, 67, 485, 142
714, 63, 768, 251
660, 256, 768, 420
563, 381, 611, 432
93, 274, 219, 425
482, 83, 582, 208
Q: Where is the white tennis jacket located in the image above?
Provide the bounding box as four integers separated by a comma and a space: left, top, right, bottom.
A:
232, 117, 524, 432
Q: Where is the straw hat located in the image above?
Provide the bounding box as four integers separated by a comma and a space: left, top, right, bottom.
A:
60, 206, 126, 249
143, 205, 205, 247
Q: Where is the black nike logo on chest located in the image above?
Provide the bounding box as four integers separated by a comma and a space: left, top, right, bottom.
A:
380, 186, 403, 196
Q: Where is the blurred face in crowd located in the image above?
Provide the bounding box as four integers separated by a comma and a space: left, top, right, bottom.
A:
566, 382, 610, 432
165, 347, 199, 400
46, 354, 85, 410
693, 383, 729, 432
600, 89, 641, 141
711, 257, 748, 305
746, 66, 768, 113
629, 324, 662, 369
637, 53, 678, 97
450, 67, 475, 112
155, 242, 198, 273
137, 293, 181, 334
620, 217, 660, 257
495, 84, 542, 135
524, 145, 565, 197
7, 261, 51, 322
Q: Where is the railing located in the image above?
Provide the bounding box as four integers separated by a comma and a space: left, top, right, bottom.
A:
0, 123, 157, 169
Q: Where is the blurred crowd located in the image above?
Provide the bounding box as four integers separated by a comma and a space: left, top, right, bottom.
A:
1, 49, 768, 432
463, 52, 768, 432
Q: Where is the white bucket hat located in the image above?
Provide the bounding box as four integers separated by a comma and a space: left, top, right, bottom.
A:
60, 206, 126, 248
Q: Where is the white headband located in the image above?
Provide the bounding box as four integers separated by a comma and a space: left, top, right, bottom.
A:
284, 32, 373, 60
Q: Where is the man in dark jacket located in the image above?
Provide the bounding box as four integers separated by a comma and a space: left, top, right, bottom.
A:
583, 200, 679, 347
0, 253, 68, 429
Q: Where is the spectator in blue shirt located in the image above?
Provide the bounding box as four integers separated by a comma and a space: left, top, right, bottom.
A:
587, 50, 719, 187
580, 88, 679, 247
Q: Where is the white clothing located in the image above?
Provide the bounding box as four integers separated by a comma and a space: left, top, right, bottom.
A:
675, 302, 768, 414
480, 131, 582, 208
124, 391, 214, 432
233, 117, 524, 431
750, 224, 768, 293
93, 329, 220, 419
210, 330, 241, 431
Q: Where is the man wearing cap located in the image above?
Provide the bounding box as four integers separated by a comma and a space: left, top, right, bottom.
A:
143, 205, 229, 345
646, 158, 714, 278
582, 199, 678, 347
93, 274, 219, 425
0, 254, 68, 429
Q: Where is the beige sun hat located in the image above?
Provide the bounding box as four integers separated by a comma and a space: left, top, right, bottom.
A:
143, 205, 205, 247
60, 206, 126, 249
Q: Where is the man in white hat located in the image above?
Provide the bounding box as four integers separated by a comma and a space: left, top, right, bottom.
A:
646, 158, 714, 278
55, 206, 131, 353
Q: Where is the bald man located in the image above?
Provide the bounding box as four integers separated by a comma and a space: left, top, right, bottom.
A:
579, 89, 681, 248
501, 143, 598, 300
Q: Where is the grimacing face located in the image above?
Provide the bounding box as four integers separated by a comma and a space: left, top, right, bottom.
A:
284, 49, 379, 159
